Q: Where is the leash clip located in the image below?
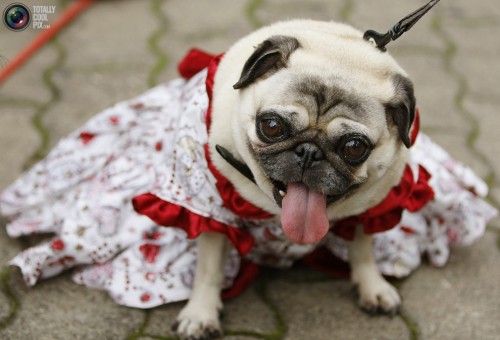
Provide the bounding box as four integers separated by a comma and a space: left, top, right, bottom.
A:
364, 0, 441, 52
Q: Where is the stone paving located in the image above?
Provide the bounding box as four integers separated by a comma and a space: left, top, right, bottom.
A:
0, 0, 499, 339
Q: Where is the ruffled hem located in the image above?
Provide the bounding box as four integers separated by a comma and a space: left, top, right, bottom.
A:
132, 193, 254, 255
70, 226, 243, 308
332, 165, 435, 240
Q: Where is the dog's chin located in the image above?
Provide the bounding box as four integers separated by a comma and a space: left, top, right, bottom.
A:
270, 178, 361, 208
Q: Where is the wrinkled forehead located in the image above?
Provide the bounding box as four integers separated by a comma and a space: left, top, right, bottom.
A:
253, 70, 392, 127
259, 62, 396, 101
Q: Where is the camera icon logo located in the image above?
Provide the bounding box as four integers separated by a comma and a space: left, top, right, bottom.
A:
3, 3, 31, 31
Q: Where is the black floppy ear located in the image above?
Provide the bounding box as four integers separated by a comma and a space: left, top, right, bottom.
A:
385, 75, 416, 148
233, 35, 300, 90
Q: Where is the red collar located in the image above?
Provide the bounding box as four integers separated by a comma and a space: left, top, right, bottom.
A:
178, 49, 433, 234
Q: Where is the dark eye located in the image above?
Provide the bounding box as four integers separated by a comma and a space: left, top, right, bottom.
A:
258, 116, 287, 142
339, 137, 371, 165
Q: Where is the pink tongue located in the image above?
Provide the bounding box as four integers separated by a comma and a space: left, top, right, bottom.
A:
280, 183, 329, 244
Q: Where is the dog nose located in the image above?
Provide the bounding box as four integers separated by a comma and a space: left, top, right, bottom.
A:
294, 143, 324, 169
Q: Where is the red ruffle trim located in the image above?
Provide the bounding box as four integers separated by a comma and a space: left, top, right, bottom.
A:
132, 193, 254, 255
410, 108, 420, 146
333, 165, 435, 240
221, 259, 260, 300
203, 145, 274, 220
177, 49, 216, 80
203, 52, 222, 129
302, 246, 351, 279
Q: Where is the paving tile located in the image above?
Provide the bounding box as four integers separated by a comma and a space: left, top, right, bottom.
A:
438, 26, 500, 167
446, 33, 500, 103
0, 221, 22, 325
401, 231, 500, 340
438, 8, 500, 109
0, 107, 39, 190
40, 0, 253, 143
491, 187, 500, 212
0, 291, 9, 327
0, 100, 37, 329
42, 65, 152, 144
389, 53, 492, 178
223, 284, 276, 334
267, 271, 408, 339
425, 130, 491, 181
0, 42, 59, 103
0, 271, 144, 340
462, 98, 500, 174
425, 9, 500, 182
166, 0, 250, 36
161, 0, 252, 82
394, 55, 459, 129
438, 0, 500, 21
59, 0, 155, 68
432, 14, 498, 87
41, 1, 157, 142
144, 283, 276, 337
0, 220, 21, 266
138, 302, 182, 337
257, 0, 347, 24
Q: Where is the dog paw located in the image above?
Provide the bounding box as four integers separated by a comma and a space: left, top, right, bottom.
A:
172, 303, 223, 340
354, 277, 401, 316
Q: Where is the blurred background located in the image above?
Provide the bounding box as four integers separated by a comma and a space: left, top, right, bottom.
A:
0, 0, 499, 339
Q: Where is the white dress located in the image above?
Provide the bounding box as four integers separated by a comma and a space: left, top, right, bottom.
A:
0, 52, 496, 308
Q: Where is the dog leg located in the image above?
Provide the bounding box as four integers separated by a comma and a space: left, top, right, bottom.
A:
348, 226, 401, 315
173, 232, 228, 339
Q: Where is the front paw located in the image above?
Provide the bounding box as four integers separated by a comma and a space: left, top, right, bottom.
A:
172, 302, 223, 340
354, 275, 401, 316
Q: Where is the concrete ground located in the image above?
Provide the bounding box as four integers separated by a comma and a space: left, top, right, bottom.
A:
0, 0, 499, 339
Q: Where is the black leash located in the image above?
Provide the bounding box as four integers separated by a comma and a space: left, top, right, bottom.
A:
363, 0, 441, 51
215, 145, 256, 183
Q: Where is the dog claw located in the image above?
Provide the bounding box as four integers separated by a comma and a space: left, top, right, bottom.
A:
180, 327, 222, 340
353, 277, 402, 316
388, 304, 401, 317
207, 329, 222, 339
361, 305, 379, 316
173, 310, 222, 339
360, 302, 400, 317
173, 323, 222, 340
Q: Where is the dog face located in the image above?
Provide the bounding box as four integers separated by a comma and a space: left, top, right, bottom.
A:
211, 21, 416, 244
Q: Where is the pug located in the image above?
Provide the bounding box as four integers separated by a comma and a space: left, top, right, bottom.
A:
173, 19, 415, 339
